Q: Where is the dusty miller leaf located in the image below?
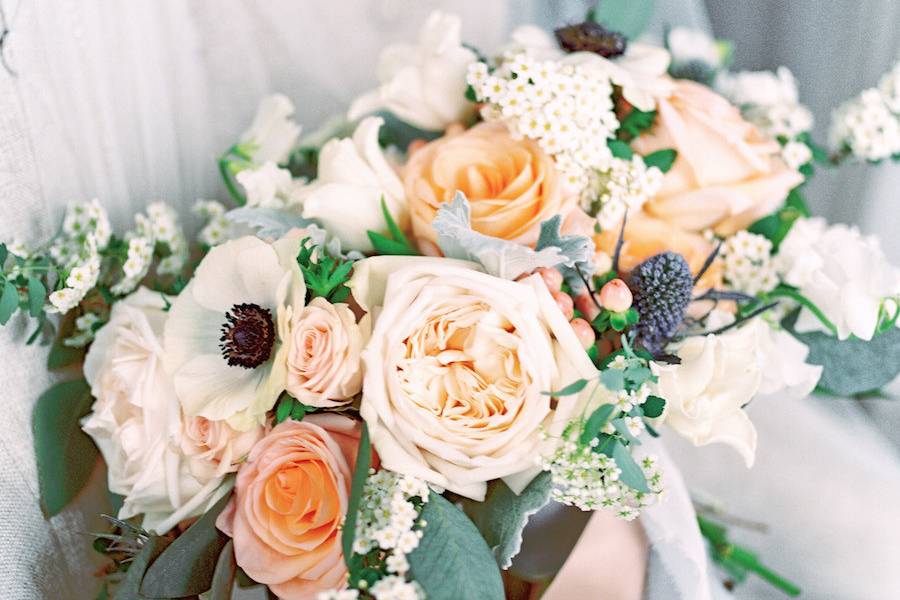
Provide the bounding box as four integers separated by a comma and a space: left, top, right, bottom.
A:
225, 207, 313, 240
432, 192, 565, 280
535, 215, 595, 291
462, 472, 553, 569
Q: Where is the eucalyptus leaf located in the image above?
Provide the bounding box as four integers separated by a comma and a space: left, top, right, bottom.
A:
342, 422, 370, 570
209, 540, 237, 600
140, 492, 232, 597
607, 138, 634, 159
33, 379, 98, 517
580, 403, 617, 445
592, 0, 657, 40
116, 536, 172, 600
27, 277, 46, 317
789, 323, 900, 397
642, 395, 666, 418
642, 149, 677, 173
0, 280, 19, 325
408, 492, 505, 600
433, 192, 565, 280
612, 441, 650, 493
542, 378, 588, 397
600, 369, 625, 391
612, 417, 641, 445
226, 207, 313, 240
462, 472, 553, 569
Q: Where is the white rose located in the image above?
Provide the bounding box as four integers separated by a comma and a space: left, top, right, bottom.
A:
285, 296, 370, 408
775, 217, 900, 340
347, 11, 477, 131
181, 416, 264, 481
349, 256, 597, 500
755, 320, 822, 399
652, 319, 762, 467
293, 116, 407, 253
240, 94, 302, 165
82, 288, 231, 533
236, 161, 295, 208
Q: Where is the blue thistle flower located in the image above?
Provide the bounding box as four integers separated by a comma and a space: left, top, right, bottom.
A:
629, 252, 693, 353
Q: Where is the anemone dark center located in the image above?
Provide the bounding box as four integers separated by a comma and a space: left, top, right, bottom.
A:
219, 303, 275, 369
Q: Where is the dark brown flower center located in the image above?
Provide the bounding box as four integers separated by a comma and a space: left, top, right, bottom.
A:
554, 21, 627, 58
219, 303, 275, 369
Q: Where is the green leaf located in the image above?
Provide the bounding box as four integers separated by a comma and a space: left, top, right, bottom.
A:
618, 108, 657, 140
290, 400, 308, 421
140, 492, 232, 597
0, 280, 19, 325
47, 335, 85, 370
642, 149, 678, 173
600, 369, 625, 391
462, 472, 552, 569
609, 311, 628, 331
542, 378, 588, 397
275, 395, 293, 424
409, 492, 505, 600
642, 395, 666, 418
381, 196, 412, 249
115, 536, 172, 600
342, 422, 371, 570
607, 138, 633, 159
27, 277, 46, 318
33, 379, 98, 517
784, 188, 811, 217
611, 417, 641, 445
592, 0, 656, 40
367, 231, 418, 256
623, 365, 652, 388
612, 440, 650, 493
209, 539, 237, 600
580, 403, 617, 445
0, 242, 7, 265
787, 319, 900, 397
296, 238, 354, 301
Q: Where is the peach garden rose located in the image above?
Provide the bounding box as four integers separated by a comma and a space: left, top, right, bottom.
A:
632, 79, 803, 235
216, 414, 362, 599
403, 122, 576, 251
348, 256, 598, 501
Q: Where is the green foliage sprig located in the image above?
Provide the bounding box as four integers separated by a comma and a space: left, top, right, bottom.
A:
296, 237, 353, 303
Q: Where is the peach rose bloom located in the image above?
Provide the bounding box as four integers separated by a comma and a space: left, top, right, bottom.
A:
217, 414, 361, 599
632, 79, 803, 235
285, 297, 370, 408
404, 122, 575, 249
594, 210, 722, 290
181, 416, 264, 480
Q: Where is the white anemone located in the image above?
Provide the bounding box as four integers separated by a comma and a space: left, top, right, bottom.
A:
164, 236, 305, 430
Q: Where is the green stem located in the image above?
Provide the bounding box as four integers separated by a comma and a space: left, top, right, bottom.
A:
766, 287, 838, 336
217, 150, 247, 207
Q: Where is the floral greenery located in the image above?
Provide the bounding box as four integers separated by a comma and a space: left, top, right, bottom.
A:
296, 237, 353, 303
366, 197, 419, 256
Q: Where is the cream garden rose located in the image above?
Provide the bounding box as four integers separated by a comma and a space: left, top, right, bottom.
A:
82, 288, 231, 533
181, 416, 264, 481
349, 256, 597, 500
285, 296, 370, 407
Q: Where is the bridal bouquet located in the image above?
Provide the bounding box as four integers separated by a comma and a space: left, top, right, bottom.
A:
5, 8, 900, 600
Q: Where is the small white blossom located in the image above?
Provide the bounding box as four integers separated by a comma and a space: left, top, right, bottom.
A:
721, 231, 778, 295
315, 590, 360, 600
47, 235, 101, 314
584, 155, 663, 230
468, 52, 619, 193
781, 140, 813, 170
111, 215, 155, 296
667, 27, 721, 68
386, 553, 410, 575
193, 200, 235, 247
236, 161, 296, 209
830, 87, 900, 161
64, 312, 102, 347
146, 202, 188, 275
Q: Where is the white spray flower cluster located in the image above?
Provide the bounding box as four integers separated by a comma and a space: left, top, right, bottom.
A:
146, 202, 188, 275
541, 417, 663, 520
193, 200, 234, 247
467, 52, 618, 191
323, 470, 429, 600
110, 214, 155, 296
584, 155, 664, 230
63, 312, 102, 347
721, 230, 778, 296
830, 69, 900, 161
47, 235, 101, 314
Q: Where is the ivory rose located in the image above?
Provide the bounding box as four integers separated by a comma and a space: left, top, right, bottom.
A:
285, 297, 370, 408
217, 414, 362, 599
82, 288, 231, 534
632, 79, 803, 235
404, 122, 575, 251
349, 256, 597, 500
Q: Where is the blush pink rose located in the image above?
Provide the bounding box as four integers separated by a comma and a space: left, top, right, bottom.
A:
217, 414, 361, 599
285, 297, 369, 408
181, 416, 264, 480
632, 79, 803, 235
